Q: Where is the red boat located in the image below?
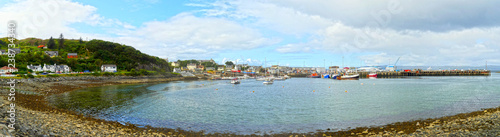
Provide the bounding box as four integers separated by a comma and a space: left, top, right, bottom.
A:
368, 73, 377, 78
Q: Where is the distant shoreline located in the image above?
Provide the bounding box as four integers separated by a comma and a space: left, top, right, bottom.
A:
2, 76, 500, 136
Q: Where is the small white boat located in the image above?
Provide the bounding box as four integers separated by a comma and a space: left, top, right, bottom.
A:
340, 74, 360, 80
274, 77, 285, 81
256, 77, 266, 81
263, 78, 274, 84
230, 78, 240, 84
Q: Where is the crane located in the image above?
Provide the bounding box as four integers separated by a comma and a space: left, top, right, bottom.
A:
394, 56, 401, 66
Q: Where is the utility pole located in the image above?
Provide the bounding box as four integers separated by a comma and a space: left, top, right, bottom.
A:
486, 61, 488, 70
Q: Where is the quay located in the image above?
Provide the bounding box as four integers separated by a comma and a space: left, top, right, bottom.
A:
287, 70, 491, 78
358, 70, 491, 78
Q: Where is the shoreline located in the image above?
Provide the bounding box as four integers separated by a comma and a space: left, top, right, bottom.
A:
2, 76, 500, 136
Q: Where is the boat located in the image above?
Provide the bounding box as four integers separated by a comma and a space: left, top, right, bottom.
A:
323, 74, 330, 78
331, 74, 338, 79
308, 73, 321, 78
339, 74, 360, 80
230, 78, 240, 84
368, 73, 377, 78
283, 75, 290, 79
256, 77, 266, 81
262, 57, 274, 84
273, 76, 285, 81
263, 78, 274, 84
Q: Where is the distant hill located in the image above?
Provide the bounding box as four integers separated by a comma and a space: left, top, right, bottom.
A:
0, 37, 171, 73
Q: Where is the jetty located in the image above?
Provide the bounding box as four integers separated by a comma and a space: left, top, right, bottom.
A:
357, 70, 491, 78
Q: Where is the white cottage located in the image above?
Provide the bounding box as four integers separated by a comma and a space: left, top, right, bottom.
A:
43, 64, 71, 73
101, 64, 117, 72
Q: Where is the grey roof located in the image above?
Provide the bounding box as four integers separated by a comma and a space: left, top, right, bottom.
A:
44, 51, 59, 56
8, 48, 20, 54
67, 53, 77, 56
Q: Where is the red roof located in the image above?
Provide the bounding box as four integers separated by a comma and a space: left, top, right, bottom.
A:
38, 45, 45, 48
0, 66, 18, 70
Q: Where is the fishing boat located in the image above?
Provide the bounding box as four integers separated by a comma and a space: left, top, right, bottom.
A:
331, 74, 338, 79
339, 74, 360, 80
368, 73, 377, 78
308, 73, 321, 78
230, 78, 240, 84
323, 74, 330, 78
283, 75, 290, 79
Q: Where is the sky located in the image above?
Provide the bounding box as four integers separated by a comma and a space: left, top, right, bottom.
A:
0, 0, 499, 67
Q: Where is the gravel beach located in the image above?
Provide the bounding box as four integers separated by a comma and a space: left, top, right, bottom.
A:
1, 75, 500, 136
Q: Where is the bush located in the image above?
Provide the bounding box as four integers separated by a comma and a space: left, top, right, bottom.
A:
91, 72, 102, 76
127, 69, 139, 76
47, 74, 59, 77
139, 69, 149, 75
27, 74, 34, 78
102, 72, 114, 76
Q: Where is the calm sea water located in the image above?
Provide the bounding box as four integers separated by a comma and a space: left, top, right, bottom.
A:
48, 73, 500, 134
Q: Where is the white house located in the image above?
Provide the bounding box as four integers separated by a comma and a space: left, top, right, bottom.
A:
0, 66, 17, 74
171, 62, 179, 67
101, 64, 117, 72
187, 63, 197, 71
173, 68, 181, 73
43, 64, 71, 73
27, 64, 43, 72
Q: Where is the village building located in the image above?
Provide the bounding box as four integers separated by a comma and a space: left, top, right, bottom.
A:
0, 66, 17, 74
43, 64, 70, 73
27, 64, 43, 72
67, 53, 78, 58
8, 48, 21, 55
101, 64, 117, 72
171, 62, 179, 67
217, 65, 225, 71
44, 51, 59, 57
187, 63, 197, 71
205, 67, 215, 71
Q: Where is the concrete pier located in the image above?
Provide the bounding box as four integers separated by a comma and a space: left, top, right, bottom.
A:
356, 70, 491, 78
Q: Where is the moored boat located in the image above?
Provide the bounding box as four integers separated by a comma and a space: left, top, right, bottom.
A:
263, 78, 274, 84
308, 73, 321, 78
339, 74, 360, 80
230, 78, 240, 84
368, 73, 377, 78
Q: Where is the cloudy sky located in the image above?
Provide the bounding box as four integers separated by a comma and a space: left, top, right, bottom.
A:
1, 0, 499, 67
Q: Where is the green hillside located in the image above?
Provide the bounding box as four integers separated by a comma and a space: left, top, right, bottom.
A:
0, 36, 171, 73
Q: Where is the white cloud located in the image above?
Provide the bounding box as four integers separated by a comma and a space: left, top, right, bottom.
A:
118, 13, 276, 60
0, 0, 116, 39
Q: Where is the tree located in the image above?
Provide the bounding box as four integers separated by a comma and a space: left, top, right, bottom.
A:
58, 33, 64, 50
79, 37, 83, 44
47, 37, 56, 49
225, 61, 234, 66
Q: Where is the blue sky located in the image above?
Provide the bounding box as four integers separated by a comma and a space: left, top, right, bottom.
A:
1, 0, 500, 67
